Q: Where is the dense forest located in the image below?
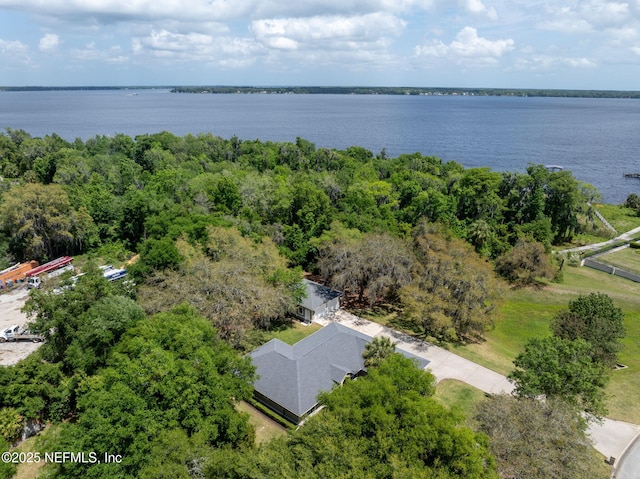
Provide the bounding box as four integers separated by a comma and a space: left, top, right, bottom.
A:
0, 128, 616, 478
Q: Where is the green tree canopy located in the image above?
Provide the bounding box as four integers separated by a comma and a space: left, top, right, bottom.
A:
44, 304, 255, 478
544, 170, 583, 243
508, 336, 610, 418
362, 336, 397, 368
551, 292, 625, 368
23, 264, 121, 369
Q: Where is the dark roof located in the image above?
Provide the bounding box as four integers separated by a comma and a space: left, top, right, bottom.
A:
300, 279, 341, 311
250, 322, 429, 418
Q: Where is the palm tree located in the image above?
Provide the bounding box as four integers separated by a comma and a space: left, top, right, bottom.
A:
363, 336, 397, 368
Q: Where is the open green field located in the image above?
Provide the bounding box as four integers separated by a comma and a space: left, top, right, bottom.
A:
597, 246, 640, 275
453, 265, 640, 424
595, 204, 640, 233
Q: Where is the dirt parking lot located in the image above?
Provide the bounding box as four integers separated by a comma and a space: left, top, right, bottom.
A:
0, 287, 42, 365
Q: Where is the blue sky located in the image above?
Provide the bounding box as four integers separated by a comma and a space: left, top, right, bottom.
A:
0, 0, 638, 89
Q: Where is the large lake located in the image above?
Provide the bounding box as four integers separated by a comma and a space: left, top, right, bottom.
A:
1, 89, 639, 204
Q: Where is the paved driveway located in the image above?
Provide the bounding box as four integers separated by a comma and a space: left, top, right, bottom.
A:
613, 434, 640, 478
559, 225, 640, 254
318, 310, 640, 463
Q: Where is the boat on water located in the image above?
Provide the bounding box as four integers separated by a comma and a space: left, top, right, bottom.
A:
545, 165, 564, 172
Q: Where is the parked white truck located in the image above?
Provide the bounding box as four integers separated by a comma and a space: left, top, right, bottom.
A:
0, 325, 44, 343
25, 256, 74, 289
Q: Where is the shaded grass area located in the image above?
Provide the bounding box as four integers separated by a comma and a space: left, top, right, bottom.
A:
433, 379, 486, 427
236, 400, 287, 445
9, 424, 63, 479
265, 321, 322, 345
12, 432, 47, 479
356, 303, 400, 327
597, 246, 640, 275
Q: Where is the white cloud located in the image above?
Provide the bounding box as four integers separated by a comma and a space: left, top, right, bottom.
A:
39, 33, 59, 51
250, 0, 436, 17
251, 13, 406, 51
134, 30, 212, 54
132, 29, 264, 65
416, 27, 514, 61
462, 0, 498, 20
609, 26, 638, 43
515, 54, 597, 71
0, 0, 435, 23
581, 0, 629, 27
541, 1, 636, 33
0, 38, 29, 55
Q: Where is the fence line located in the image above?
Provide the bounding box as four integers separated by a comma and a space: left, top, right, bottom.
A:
582, 258, 640, 283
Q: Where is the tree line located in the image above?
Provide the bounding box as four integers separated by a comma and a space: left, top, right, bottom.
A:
170, 86, 640, 98
0, 129, 596, 272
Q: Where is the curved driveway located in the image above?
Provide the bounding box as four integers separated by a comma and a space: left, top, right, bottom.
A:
319, 310, 640, 469
613, 434, 640, 479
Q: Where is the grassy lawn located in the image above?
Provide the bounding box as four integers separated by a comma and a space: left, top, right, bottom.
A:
236, 400, 287, 444
266, 321, 322, 345
597, 246, 640, 275
595, 204, 640, 233
452, 265, 640, 424
452, 291, 561, 376
433, 379, 486, 427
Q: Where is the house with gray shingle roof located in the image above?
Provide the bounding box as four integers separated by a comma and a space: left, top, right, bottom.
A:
249, 322, 429, 424
293, 279, 341, 324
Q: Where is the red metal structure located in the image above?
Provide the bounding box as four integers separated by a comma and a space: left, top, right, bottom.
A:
24, 256, 73, 277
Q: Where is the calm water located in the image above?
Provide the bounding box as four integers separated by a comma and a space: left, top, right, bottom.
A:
1, 89, 639, 204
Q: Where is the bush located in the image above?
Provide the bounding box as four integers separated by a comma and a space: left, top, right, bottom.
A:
624, 193, 640, 212
495, 240, 555, 286
138, 237, 183, 271
0, 407, 23, 444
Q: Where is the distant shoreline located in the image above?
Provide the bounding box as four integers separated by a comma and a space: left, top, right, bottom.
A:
1, 85, 640, 99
